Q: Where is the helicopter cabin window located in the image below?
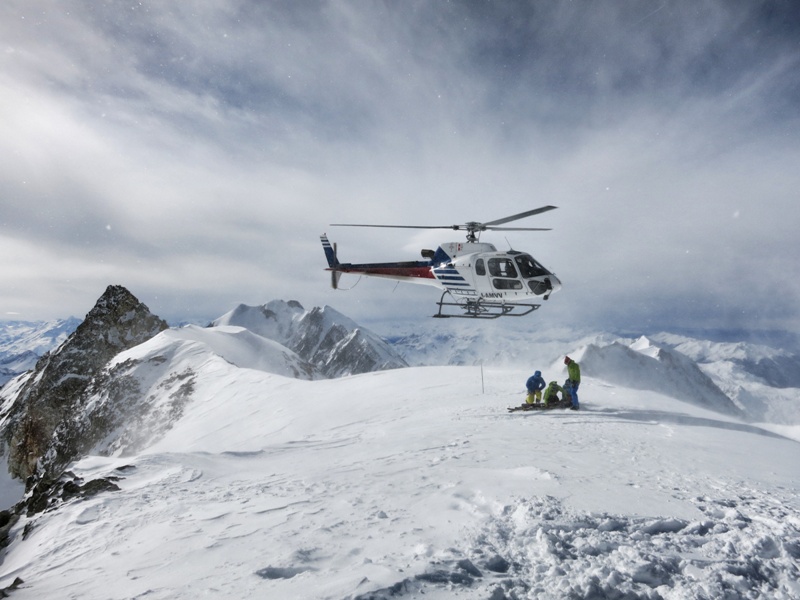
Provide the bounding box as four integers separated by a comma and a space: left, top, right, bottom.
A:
488, 258, 522, 290
514, 254, 549, 278
475, 259, 486, 276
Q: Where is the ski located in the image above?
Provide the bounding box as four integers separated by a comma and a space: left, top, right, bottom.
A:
507, 399, 573, 412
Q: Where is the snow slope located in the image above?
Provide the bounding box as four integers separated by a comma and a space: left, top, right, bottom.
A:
1, 362, 798, 599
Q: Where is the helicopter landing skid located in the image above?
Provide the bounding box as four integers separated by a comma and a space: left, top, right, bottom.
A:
433, 292, 541, 319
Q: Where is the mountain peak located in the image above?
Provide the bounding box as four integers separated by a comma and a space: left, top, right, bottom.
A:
1, 285, 169, 482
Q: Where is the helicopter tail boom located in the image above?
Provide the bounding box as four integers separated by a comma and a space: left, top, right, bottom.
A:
320, 234, 438, 288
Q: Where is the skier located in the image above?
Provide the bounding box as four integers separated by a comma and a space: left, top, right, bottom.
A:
525, 370, 546, 404
564, 356, 581, 410
542, 381, 564, 407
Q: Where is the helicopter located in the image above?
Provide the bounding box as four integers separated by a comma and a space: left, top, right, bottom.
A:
320, 205, 562, 319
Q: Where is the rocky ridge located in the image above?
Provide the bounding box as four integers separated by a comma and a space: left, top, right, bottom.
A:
0, 285, 168, 483
212, 300, 408, 377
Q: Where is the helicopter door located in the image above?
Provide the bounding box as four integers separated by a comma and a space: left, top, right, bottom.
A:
488, 258, 522, 290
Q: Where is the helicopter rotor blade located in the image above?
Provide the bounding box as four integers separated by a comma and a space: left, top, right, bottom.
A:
481, 205, 557, 228
330, 206, 557, 239
483, 226, 552, 231
330, 224, 459, 230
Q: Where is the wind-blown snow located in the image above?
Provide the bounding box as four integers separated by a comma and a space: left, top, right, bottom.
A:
1, 361, 798, 599
138, 325, 317, 380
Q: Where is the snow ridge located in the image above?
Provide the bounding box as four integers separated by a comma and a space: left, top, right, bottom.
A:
214, 300, 408, 377
575, 336, 742, 417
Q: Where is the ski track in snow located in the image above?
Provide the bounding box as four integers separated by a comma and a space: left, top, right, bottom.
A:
1, 368, 799, 600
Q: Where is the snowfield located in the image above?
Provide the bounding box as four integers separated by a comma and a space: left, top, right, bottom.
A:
1, 362, 798, 599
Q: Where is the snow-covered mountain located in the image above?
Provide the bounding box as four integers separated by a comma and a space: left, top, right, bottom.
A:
0, 293, 798, 598
386, 324, 800, 425
39, 324, 318, 468
0, 318, 81, 387
213, 301, 408, 377
650, 333, 800, 424
0, 293, 408, 495
0, 286, 169, 482
570, 336, 742, 417
0, 361, 797, 598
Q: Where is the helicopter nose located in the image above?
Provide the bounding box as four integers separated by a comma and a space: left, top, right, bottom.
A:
548, 274, 562, 293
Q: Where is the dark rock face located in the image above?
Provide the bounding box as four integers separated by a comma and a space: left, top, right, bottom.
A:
0, 285, 168, 483
19, 470, 121, 518
295, 312, 400, 378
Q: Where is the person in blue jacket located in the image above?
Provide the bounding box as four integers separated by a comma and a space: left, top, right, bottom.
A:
525, 370, 546, 404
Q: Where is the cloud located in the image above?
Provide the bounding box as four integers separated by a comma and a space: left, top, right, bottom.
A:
1, 0, 799, 333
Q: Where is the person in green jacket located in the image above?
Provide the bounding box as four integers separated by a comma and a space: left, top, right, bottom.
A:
542, 381, 563, 407
564, 356, 581, 410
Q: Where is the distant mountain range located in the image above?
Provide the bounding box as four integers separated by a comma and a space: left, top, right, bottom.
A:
3, 303, 799, 428
0, 318, 82, 387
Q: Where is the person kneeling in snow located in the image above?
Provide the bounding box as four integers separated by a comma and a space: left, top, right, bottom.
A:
525, 370, 546, 404
564, 356, 581, 410
542, 381, 564, 407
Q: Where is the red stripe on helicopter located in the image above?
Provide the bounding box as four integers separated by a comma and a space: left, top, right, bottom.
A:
331, 265, 435, 279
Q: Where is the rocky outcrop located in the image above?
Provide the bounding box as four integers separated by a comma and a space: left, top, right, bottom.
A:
0, 285, 168, 484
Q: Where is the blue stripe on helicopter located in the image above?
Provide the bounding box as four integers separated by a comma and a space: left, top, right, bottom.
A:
433, 272, 471, 287
437, 275, 465, 281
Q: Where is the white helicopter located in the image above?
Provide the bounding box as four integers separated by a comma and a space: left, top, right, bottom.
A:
320, 206, 562, 319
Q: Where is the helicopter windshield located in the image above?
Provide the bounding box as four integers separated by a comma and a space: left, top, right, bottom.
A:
514, 254, 549, 278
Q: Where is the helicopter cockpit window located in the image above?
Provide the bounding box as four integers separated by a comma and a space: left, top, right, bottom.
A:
475, 258, 486, 276
488, 258, 517, 278
488, 258, 522, 290
515, 254, 549, 278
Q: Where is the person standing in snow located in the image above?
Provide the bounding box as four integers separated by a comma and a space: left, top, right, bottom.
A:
525, 370, 546, 404
564, 356, 581, 410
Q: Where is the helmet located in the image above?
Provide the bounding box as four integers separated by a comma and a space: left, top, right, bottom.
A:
564, 356, 571, 365
534, 370, 541, 377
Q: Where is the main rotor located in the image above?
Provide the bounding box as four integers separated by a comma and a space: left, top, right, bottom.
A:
332, 205, 557, 243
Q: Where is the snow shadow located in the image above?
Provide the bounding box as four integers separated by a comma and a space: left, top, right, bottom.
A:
588, 407, 796, 443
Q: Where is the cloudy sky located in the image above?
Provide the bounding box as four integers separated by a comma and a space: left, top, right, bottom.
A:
2, 1, 799, 334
